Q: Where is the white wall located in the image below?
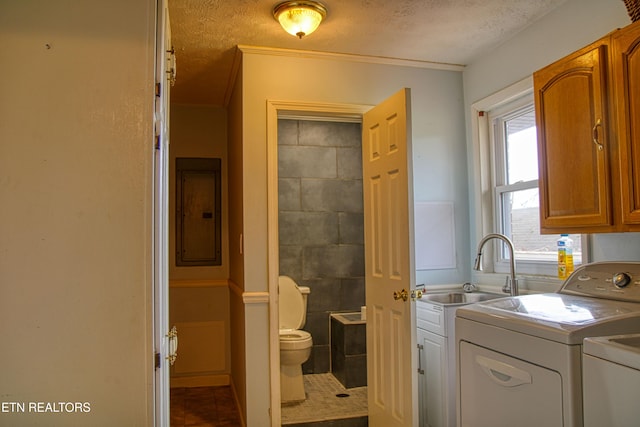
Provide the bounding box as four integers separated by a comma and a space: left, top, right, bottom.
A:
242, 53, 468, 287
0, 1, 156, 425
464, 0, 631, 106
463, 0, 640, 288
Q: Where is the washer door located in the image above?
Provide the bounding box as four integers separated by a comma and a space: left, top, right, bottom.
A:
459, 341, 563, 427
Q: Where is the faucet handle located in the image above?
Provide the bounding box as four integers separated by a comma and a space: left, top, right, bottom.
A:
502, 276, 519, 295
502, 276, 511, 294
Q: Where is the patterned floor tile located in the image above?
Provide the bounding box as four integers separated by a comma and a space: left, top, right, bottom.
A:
281, 374, 368, 425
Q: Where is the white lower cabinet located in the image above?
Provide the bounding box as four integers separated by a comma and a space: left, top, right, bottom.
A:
417, 301, 456, 427
418, 328, 448, 426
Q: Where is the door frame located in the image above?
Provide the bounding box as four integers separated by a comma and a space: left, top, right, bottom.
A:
266, 100, 372, 426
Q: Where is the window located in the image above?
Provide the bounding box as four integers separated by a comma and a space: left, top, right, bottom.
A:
476, 83, 583, 277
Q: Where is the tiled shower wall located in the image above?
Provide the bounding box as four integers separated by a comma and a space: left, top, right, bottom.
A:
278, 119, 365, 374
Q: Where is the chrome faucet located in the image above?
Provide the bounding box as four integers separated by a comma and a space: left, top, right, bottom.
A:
473, 233, 518, 296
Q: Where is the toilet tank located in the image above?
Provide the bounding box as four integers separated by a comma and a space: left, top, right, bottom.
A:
278, 276, 310, 329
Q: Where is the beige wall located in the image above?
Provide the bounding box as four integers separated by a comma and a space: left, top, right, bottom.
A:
227, 62, 248, 424
169, 283, 231, 385
169, 105, 229, 281
0, 1, 156, 425
168, 105, 232, 385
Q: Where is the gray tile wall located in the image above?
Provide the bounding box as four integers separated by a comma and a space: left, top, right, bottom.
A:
278, 119, 365, 374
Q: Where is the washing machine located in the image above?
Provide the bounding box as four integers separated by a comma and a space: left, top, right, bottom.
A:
455, 261, 640, 427
583, 333, 640, 427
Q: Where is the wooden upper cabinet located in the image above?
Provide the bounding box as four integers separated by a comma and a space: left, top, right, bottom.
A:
534, 39, 613, 233
534, 20, 640, 233
612, 21, 640, 225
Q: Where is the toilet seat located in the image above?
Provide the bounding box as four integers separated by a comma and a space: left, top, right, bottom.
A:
279, 329, 312, 350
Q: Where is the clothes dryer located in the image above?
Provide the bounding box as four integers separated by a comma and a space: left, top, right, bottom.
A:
455, 262, 640, 427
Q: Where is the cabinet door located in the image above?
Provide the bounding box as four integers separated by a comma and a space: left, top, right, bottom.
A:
613, 21, 640, 225
418, 329, 448, 427
534, 40, 613, 232
417, 329, 428, 427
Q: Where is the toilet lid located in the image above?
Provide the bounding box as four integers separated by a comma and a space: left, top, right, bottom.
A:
279, 276, 305, 329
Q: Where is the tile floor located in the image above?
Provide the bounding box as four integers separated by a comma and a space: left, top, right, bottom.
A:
170, 386, 242, 427
281, 374, 368, 426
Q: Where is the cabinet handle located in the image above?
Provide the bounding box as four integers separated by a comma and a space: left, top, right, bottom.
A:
417, 344, 425, 375
592, 118, 604, 151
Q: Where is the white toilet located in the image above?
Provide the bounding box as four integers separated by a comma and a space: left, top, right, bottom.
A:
278, 275, 313, 403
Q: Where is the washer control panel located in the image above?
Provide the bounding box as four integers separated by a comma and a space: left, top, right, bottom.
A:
561, 261, 640, 302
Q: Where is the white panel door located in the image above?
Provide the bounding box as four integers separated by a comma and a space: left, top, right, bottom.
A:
154, 0, 172, 425
363, 88, 417, 427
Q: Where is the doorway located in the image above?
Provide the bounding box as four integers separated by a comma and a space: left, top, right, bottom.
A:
165, 105, 237, 426
268, 89, 417, 427
277, 118, 367, 425
265, 100, 372, 426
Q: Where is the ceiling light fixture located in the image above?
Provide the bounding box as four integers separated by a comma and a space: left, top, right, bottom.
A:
272, 1, 327, 39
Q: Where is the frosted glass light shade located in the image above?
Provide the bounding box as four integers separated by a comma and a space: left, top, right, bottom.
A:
273, 1, 327, 39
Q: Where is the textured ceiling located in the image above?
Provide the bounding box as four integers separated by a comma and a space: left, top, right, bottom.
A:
168, 0, 567, 106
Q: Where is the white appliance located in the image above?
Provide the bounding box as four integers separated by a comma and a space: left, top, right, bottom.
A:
583, 333, 640, 426
456, 261, 640, 427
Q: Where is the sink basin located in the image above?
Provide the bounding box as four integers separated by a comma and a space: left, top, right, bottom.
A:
421, 291, 503, 305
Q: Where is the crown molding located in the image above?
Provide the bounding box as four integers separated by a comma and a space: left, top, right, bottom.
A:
237, 45, 465, 72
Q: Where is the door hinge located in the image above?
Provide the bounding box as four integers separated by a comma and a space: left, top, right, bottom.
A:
155, 134, 160, 150
154, 352, 161, 369
155, 82, 161, 97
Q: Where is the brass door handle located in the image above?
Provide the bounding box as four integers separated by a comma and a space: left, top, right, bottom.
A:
393, 289, 408, 301
393, 288, 423, 302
